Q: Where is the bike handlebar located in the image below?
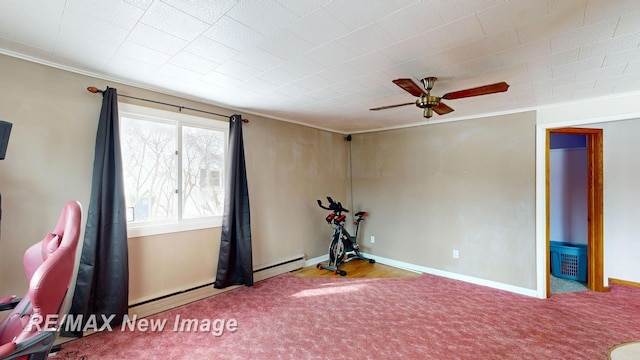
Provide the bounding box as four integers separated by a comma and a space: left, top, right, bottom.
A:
317, 197, 349, 213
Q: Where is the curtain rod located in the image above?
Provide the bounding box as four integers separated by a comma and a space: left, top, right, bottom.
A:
86, 86, 248, 123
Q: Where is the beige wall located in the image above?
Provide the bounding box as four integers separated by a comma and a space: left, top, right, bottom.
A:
352, 112, 537, 289
594, 119, 640, 283
5, 51, 637, 302
0, 54, 347, 302
0, 55, 96, 296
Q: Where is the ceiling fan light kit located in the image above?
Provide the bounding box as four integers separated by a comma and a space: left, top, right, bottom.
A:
371, 77, 509, 119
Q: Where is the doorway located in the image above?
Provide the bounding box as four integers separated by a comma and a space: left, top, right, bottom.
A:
546, 128, 606, 297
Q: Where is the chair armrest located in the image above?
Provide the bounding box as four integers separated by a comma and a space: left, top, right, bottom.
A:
0, 296, 20, 311
1, 330, 56, 360
0, 342, 17, 358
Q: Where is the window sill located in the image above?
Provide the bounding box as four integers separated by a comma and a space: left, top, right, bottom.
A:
127, 218, 222, 238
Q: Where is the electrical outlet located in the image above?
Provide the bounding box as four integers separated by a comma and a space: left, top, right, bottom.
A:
370, 235, 375, 244
452, 249, 459, 259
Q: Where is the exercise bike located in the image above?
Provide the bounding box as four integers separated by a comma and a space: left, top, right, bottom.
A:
316, 197, 375, 276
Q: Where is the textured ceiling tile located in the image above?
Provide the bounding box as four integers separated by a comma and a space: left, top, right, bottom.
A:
614, 10, 640, 36
3, 0, 640, 133
105, 53, 155, 79
316, 63, 359, 83
160, 0, 238, 24
0, 0, 65, 51
574, 64, 626, 83
116, 40, 172, 67
155, 62, 203, 81
345, 52, 396, 76
425, 15, 486, 51
273, 82, 308, 97
614, 79, 640, 93
58, 8, 130, 47
324, 78, 370, 96
275, 0, 329, 17
52, 38, 117, 71
551, 56, 604, 78
432, 0, 504, 22
451, 54, 503, 77
516, 0, 585, 44
625, 61, 640, 74
235, 47, 285, 71
336, 23, 395, 56
305, 41, 357, 68
603, 47, 640, 67
237, 77, 278, 94
66, 0, 144, 30
124, 0, 153, 10
258, 30, 314, 60
202, 16, 266, 52
128, 23, 188, 55
391, 55, 450, 79
578, 32, 640, 60
292, 73, 333, 90
279, 55, 324, 77
140, 1, 210, 41
200, 70, 241, 88
526, 49, 578, 73
184, 37, 239, 64
496, 39, 551, 66
304, 87, 340, 101
323, 0, 405, 31
214, 59, 262, 81
573, 85, 615, 99
378, 33, 435, 63
287, 8, 350, 47
169, 52, 220, 74
552, 79, 596, 96
584, 0, 640, 24
477, 0, 549, 35
376, 1, 446, 41
463, 29, 522, 61
550, 19, 618, 53
256, 67, 298, 86
227, 0, 299, 37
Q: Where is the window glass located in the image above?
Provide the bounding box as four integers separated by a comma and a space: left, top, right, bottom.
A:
118, 103, 227, 236
181, 125, 225, 219
121, 117, 176, 223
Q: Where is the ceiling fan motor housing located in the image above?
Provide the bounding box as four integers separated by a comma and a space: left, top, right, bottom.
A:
415, 95, 441, 109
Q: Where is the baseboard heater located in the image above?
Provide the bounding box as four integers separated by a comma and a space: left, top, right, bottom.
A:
128, 254, 305, 319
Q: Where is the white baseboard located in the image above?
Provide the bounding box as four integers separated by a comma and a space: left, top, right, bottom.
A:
120, 252, 539, 324
130, 254, 306, 319
254, 256, 305, 282
304, 254, 328, 267
363, 253, 539, 298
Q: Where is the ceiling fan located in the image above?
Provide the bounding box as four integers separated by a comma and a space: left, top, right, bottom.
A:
370, 77, 509, 119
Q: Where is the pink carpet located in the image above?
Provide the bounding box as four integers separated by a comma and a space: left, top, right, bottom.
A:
59, 273, 640, 359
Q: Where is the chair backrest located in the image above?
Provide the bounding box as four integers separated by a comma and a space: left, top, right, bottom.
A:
0, 201, 82, 347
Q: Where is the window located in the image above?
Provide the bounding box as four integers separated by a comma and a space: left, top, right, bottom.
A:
119, 103, 227, 237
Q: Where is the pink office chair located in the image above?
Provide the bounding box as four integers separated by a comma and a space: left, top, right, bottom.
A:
0, 201, 82, 360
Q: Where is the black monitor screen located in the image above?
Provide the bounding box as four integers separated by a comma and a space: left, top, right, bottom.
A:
0, 121, 11, 160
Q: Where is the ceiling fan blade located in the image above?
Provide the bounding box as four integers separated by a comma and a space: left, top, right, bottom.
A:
433, 102, 454, 115
370, 102, 415, 111
442, 82, 509, 100
392, 78, 426, 97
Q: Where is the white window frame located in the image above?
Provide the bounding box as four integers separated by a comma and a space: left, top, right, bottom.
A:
119, 102, 228, 237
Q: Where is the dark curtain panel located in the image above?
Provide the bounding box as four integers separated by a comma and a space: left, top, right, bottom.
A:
214, 114, 253, 288
62, 87, 129, 336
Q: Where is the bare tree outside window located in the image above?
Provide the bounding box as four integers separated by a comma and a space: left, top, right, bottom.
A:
182, 125, 225, 218
120, 116, 225, 225
121, 117, 176, 223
